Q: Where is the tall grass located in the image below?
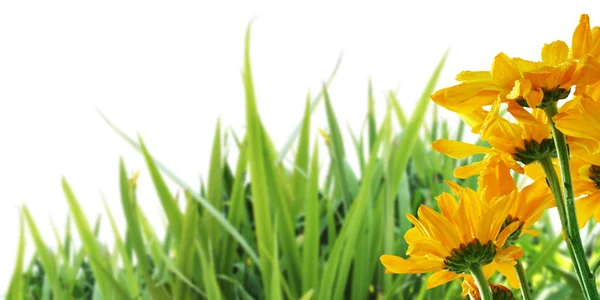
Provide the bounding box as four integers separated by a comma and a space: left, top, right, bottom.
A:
4, 26, 586, 300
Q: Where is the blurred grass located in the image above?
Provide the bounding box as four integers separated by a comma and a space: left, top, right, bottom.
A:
4, 27, 591, 300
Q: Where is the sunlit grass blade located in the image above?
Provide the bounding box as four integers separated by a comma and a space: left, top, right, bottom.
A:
197, 241, 223, 300
205, 120, 223, 253
302, 140, 320, 293
243, 22, 277, 298
291, 96, 311, 216
367, 79, 377, 152
6, 214, 25, 300
22, 206, 62, 298
220, 138, 249, 275
103, 199, 139, 298
62, 178, 128, 300
118, 159, 170, 299
323, 86, 352, 204
139, 136, 183, 242
100, 112, 259, 267
174, 191, 201, 299
318, 111, 390, 300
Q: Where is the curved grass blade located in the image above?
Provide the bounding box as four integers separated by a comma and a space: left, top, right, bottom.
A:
6, 214, 26, 300
62, 178, 129, 300
99, 112, 260, 266
22, 206, 62, 298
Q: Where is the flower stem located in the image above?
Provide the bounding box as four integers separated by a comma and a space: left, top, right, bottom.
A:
469, 264, 492, 300
516, 260, 533, 300
544, 103, 599, 300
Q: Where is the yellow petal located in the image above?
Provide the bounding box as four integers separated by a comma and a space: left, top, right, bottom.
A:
492, 53, 522, 88
496, 221, 520, 249
542, 40, 569, 65
427, 270, 461, 289
435, 192, 458, 220
576, 194, 600, 228
572, 14, 592, 59
409, 239, 451, 258
495, 246, 524, 263
432, 139, 490, 159
380, 255, 444, 274
456, 71, 492, 82
418, 205, 461, 250
494, 261, 521, 289
453, 160, 488, 179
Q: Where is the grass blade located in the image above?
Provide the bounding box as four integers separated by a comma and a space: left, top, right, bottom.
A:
7, 214, 26, 300
22, 206, 61, 298
62, 178, 128, 300
139, 137, 183, 242
302, 140, 320, 293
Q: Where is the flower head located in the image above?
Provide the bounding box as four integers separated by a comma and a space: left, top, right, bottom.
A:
380, 183, 523, 289
431, 14, 600, 130
571, 157, 600, 228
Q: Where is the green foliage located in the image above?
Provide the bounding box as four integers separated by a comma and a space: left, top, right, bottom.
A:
4, 26, 582, 300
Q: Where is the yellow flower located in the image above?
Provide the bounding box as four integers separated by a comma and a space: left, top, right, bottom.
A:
431, 14, 600, 129
430, 53, 524, 127
432, 107, 551, 180
572, 157, 600, 228
554, 94, 600, 160
380, 183, 523, 289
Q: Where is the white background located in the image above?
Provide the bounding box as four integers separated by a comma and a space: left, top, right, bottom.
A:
1, 1, 598, 291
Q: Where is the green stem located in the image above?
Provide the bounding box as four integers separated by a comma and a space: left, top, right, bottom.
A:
469, 264, 492, 300
516, 260, 533, 300
544, 103, 599, 300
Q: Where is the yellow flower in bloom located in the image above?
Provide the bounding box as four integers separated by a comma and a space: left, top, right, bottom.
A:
554, 94, 600, 160
432, 107, 551, 180
461, 276, 515, 300
431, 14, 600, 128
430, 53, 525, 125
571, 157, 600, 228
379, 184, 523, 289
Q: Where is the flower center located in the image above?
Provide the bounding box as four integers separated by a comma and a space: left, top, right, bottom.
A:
501, 215, 523, 246
444, 239, 496, 274
513, 138, 557, 164
590, 165, 600, 189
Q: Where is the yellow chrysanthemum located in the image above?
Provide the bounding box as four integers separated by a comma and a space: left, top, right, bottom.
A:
571, 157, 600, 228
554, 94, 600, 160
431, 14, 600, 130
432, 106, 551, 180
380, 184, 524, 289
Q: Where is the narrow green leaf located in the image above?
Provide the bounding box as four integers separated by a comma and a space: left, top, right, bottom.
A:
7, 214, 26, 300
139, 137, 183, 242
22, 206, 61, 298
205, 120, 223, 251
302, 140, 320, 293
243, 22, 276, 298
367, 79, 377, 152
220, 138, 249, 276
174, 192, 201, 299
62, 178, 128, 300
118, 159, 170, 299
323, 86, 351, 204
196, 241, 223, 300
103, 198, 139, 298
292, 95, 311, 216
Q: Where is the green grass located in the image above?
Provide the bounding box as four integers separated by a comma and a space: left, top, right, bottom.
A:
5, 26, 592, 300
